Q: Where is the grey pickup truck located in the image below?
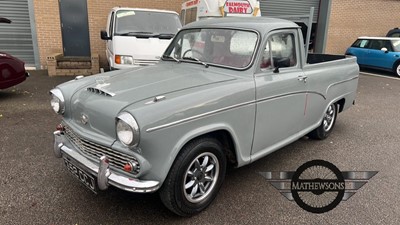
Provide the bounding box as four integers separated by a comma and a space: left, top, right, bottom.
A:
51, 17, 359, 216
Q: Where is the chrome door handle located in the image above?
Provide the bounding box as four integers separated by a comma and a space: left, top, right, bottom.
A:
298, 75, 308, 83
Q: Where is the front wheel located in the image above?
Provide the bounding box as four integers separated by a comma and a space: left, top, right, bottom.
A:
394, 62, 400, 77
308, 103, 338, 140
159, 137, 226, 216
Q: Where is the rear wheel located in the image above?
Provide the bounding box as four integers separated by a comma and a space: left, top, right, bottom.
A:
308, 103, 338, 140
159, 137, 226, 216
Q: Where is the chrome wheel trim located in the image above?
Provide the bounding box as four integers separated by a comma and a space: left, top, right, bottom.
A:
323, 104, 336, 132
183, 152, 220, 203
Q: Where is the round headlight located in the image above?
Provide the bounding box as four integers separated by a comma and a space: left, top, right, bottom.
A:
51, 95, 61, 113
50, 89, 65, 114
116, 112, 139, 148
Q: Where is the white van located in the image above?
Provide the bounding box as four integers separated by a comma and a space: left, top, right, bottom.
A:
101, 7, 182, 70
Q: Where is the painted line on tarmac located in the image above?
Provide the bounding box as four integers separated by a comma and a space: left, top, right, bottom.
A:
360, 72, 400, 81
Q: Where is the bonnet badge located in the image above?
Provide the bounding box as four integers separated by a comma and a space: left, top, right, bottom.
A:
81, 113, 89, 125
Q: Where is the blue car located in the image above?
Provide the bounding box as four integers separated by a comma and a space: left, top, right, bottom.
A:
345, 37, 400, 76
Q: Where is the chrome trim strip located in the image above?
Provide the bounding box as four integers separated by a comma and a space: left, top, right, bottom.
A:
146, 77, 359, 133
327, 76, 359, 91
146, 100, 255, 132
257, 91, 325, 103
307, 91, 326, 100
146, 90, 327, 133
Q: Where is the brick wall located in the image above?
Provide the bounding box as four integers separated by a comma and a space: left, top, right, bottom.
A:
326, 0, 400, 54
32, 0, 400, 67
32, 0, 63, 69
33, 0, 183, 69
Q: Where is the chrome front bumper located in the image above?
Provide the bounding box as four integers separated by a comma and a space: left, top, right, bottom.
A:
53, 130, 160, 193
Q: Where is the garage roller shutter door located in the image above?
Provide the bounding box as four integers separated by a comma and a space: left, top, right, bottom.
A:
260, 0, 320, 23
0, 0, 35, 65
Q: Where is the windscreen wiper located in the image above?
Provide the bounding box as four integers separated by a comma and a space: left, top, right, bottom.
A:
154, 33, 175, 39
163, 55, 180, 63
117, 32, 157, 38
182, 57, 209, 68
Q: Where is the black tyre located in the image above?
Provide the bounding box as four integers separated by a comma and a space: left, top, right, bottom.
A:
394, 61, 400, 77
308, 103, 338, 140
159, 137, 226, 216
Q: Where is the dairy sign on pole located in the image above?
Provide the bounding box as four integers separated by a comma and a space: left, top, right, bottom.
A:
224, 0, 253, 14
220, 0, 260, 17
181, 0, 261, 25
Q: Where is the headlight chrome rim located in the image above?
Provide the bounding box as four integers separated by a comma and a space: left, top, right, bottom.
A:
50, 89, 65, 114
116, 112, 140, 148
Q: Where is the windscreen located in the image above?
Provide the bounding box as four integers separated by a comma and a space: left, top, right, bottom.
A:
164, 28, 258, 69
115, 10, 182, 35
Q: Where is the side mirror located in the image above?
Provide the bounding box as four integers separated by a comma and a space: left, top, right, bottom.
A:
0, 17, 11, 23
381, 47, 388, 53
100, 30, 111, 40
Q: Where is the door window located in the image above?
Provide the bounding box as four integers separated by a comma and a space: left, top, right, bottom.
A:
260, 32, 297, 69
392, 40, 400, 52
369, 40, 384, 50
352, 39, 369, 48
383, 40, 394, 52
109, 12, 114, 36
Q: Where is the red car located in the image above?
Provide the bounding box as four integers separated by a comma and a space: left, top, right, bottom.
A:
0, 17, 29, 89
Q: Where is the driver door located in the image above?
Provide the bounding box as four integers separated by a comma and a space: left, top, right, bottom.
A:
251, 30, 307, 157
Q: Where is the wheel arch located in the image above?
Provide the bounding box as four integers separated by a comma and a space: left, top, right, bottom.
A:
165, 124, 241, 180
393, 59, 400, 76
194, 130, 238, 167
176, 127, 239, 168
336, 98, 345, 113
315, 97, 345, 127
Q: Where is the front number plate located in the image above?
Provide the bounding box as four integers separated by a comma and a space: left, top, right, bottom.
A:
63, 157, 98, 193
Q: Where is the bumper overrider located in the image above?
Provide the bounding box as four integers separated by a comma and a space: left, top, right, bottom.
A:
53, 130, 160, 193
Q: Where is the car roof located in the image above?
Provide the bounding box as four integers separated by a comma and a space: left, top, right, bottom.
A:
358, 36, 400, 41
112, 7, 179, 15
183, 17, 299, 36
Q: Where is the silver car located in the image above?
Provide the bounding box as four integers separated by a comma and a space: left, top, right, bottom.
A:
51, 17, 359, 216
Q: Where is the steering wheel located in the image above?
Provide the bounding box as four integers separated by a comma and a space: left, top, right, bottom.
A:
183, 49, 203, 58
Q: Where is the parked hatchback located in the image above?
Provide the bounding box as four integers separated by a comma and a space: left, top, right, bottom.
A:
345, 37, 400, 76
0, 17, 29, 89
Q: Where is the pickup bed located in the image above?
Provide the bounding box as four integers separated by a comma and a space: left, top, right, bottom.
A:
51, 17, 359, 216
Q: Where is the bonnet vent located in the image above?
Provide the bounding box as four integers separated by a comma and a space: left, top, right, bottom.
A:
86, 87, 115, 97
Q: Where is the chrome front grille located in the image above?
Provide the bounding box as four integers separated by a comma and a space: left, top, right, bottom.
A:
134, 59, 158, 66
63, 124, 140, 174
